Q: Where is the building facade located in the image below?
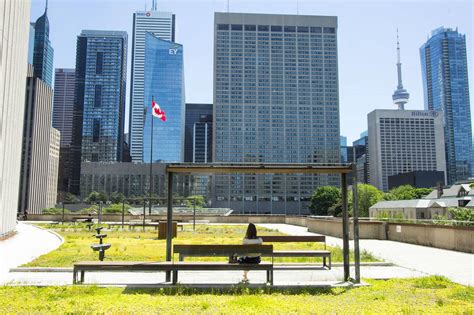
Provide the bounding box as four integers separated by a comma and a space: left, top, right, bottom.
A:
47, 128, 61, 207
0, 0, 31, 237
213, 13, 340, 214
32, 2, 54, 87
53, 68, 75, 147
19, 67, 57, 214
420, 27, 472, 183
185, 103, 213, 163
80, 162, 203, 199
368, 109, 447, 191
70, 30, 128, 195
388, 170, 445, 190
143, 33, 185, 163
353, 135, 369, 184
129, 9, 175, 162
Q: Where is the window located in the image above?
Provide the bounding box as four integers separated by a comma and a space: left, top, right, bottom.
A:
93, 118, 100, 142
94, 85, 102, 108
297, 26, 309, 33
96, 52, 104, 74
284, 26, 296, 32
271, 26, 282, 32
258, 25, 269, 31
217, 24, 229, 30
323, 27, 335, 34
310, 27, 322, 33
231, 24, 243, 31
244, 25, 256, 31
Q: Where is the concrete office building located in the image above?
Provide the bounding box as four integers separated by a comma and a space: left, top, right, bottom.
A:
420, 27, 472, 183
0, 0, 31, 237
213, 13, 340, 214
70, 30, 128, 195
129, 6, 175, 162
31, 1, 54, 87
19, 66, 58, 214
53, 68, 75, 193
185, 103, 213, 163
368, 109, 447, 191
47, 128, 61, 206
80, 162, 200, 199
143, 33, 184, 163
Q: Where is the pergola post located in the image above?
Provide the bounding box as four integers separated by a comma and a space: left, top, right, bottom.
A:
352, 163, 361, 283
165, 171, 173, 282
341, 172, 350, 282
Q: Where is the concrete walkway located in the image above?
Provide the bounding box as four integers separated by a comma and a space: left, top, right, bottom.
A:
0, 223, 62, 283
258, 224, 474, 286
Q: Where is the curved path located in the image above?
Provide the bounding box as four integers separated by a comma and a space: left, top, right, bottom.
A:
258, 223, 474, 286
0, 222, 62, 283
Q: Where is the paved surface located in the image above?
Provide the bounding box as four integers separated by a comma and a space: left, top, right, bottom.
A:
0, 222, 469, 287
0, 223, 62, 283
258, 224, 474, 286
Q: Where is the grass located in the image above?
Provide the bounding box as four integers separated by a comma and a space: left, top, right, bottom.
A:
25, 223, 379, 267
0, 276, 472, 313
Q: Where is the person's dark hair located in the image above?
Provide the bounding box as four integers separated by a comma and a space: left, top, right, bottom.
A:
245, 223, 258, 239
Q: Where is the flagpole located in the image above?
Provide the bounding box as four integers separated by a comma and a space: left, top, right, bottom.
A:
149, 96, 154, 216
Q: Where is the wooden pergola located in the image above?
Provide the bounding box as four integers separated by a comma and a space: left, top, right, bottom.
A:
164, 163, 361, 283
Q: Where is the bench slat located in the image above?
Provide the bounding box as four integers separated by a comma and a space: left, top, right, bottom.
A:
173, 244, 273, 256
260, 236, 326, 243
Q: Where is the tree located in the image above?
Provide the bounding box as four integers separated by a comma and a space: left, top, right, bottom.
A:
85, 191, 108, 204
384, 185, 417, 201
309, 186, 341, 216
109, 191, 125, 204
58, 192, 79, 204
448, 207, 474, 224
414, 188, 432, 199
185, 195, 206, 208
349, 184, 384, 217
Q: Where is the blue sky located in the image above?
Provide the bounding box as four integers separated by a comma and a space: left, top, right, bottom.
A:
31, 0, 473, 143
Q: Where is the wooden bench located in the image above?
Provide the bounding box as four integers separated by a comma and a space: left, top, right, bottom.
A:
260, 235, 331, 269
73, 261, 174, 284
73, 245, 273, 285
106, 222, 184, 231
173, 244, 274, 284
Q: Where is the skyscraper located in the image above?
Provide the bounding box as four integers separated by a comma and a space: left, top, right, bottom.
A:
32, 0, 54, 87
185, 103, 213, 163
129, 7, 175, 162
70, 30, 128, 195
53, 68, 75, 193
53, 68, 75, 147
19, 65, 59, 214
0, 0, 31, 237
420, 27, 472, 183
368, 110, 447, 191
213, 13, 340, 214
143, 33, 185, 163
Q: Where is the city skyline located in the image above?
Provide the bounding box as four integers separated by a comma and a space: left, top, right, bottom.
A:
31, 0, 473, 143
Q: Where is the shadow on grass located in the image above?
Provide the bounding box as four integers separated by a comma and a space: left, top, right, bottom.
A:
121, 283, 354, 296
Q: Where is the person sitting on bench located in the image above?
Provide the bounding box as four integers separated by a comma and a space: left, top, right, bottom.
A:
240, 223, 263, 282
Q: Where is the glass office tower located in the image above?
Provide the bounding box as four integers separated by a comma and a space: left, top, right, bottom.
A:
420, 27, 472, 183
129, 9, 175, 162
70, 30, 127, 194
143, 33, 185, 163
213, 13, 340, 214
32, 3, 54, 87
185, 103, 213, 163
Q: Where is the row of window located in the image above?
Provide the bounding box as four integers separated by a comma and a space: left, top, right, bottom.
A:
217, 24, 336, 34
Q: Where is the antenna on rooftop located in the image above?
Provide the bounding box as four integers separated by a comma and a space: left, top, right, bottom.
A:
152, 0, 157, 11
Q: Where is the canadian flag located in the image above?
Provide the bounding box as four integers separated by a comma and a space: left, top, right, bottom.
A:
152, 100, 166, 121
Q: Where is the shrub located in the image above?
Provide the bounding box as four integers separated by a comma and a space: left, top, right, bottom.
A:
42, 208, 70, 214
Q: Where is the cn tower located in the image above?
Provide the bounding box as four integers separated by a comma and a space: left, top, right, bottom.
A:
392, 30, 410, 110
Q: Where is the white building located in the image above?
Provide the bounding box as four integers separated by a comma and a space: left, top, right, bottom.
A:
47, 128, 61, 208
368, 109, 447, 191
0, 0, 31, 237
129, 8, 175, 162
